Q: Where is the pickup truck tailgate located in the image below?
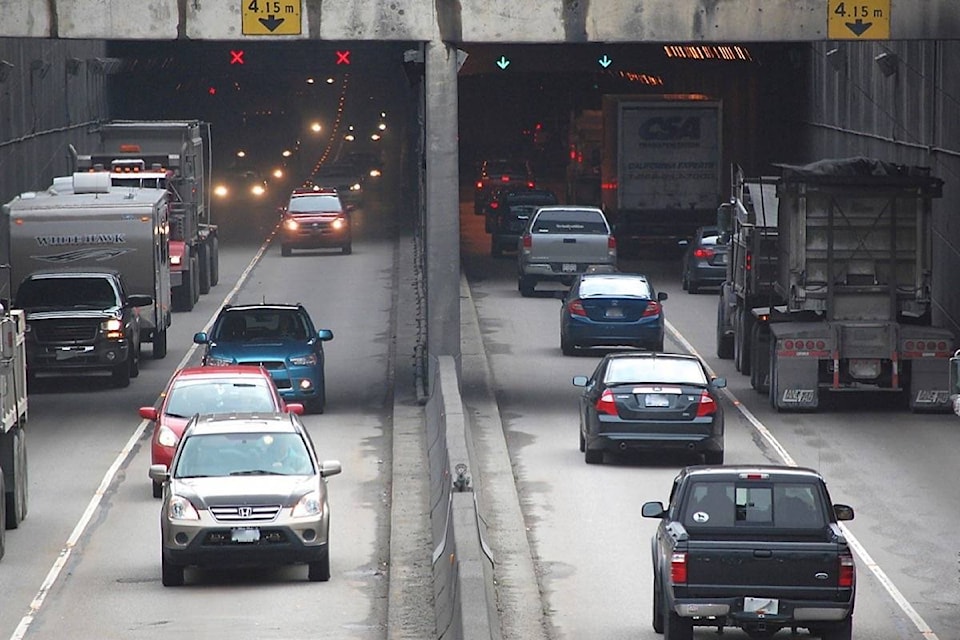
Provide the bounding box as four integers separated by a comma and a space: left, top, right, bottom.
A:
684, 539, 846, 599
529, 233, 611, 264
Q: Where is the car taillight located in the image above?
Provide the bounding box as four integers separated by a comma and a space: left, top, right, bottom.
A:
489, 201, 499, 210
695, 391, 717, 417
608, 236, 617, 250
642, 301, 661, 317
567, 300, 587, 317
527, 180, 535, 189
595, 389, 618, 416
693, 247, 715, 259
838, 553, 855, 588
475, 181, 483, 190
500, 175, 510, 182
522, 234, 532, 249
670, 552, 688, 584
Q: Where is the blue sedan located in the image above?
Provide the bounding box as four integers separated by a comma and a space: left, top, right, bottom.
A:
193, 304, 333, 413
559, 273, 667, 356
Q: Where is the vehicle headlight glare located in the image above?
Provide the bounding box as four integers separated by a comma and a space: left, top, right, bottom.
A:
292, 492, 323, 518
284, 218, 299, 231
214, 185, 228, 198
168, 495, 200, 521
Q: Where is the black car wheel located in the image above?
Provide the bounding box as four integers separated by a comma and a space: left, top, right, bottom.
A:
153, 328, 168, 360
816, 617, 853, 640
161, 555, 184, 587
561, 335, 576, 356
342, 243, 352, 255
518, 276, 536, 297
578, 429, 585, 453
652, 573, 664, 633
308, 548, 331, 582
281, 244, 292, 257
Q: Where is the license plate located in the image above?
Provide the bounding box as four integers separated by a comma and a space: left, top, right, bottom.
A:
232, 528, 260, 543
644, 394, 670, 408
743, 597, 779, 615
604, 308, 624, 318
561, 263, 577, 273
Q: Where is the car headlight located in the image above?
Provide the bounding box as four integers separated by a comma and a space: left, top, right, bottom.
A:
289, 353, 318, 366
251, 184, 266, 197
214, 184, 229, 198
167, 495, 200, 521
369, 169, 381, 178
101, 318, 124, 339
350, 183, 361, 191
205, 354, 236, 366
292, 491, 324, 518
283, 218, 299, 231
157, 425, 179, 448
331, 218, 346, 230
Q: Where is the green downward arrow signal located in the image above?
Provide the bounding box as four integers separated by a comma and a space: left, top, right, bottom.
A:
496, 55, 510, 70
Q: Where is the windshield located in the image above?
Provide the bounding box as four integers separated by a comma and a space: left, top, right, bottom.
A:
16, 276, 120, 308
175, 432, 314, 477
214, 310, 309, 341
288, 195, 343, 213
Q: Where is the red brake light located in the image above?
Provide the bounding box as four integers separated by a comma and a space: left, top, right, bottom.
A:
527, 180, 535, 189
693, 247, 715, 259
695, 390, 717, 417
595, 389, 618, 416
522, 234, 532, 249
568, 300, 587, 317
608, 236, 617, 250
489, 201, 499, 210
839, 553, 855, 588
642, 301, 661, 317
670, 552, 688, 584
475, 181, 483, 190
745, 251, 753, 271
500, 175, 510, 182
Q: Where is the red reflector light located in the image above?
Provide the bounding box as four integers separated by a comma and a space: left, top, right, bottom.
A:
522, 234, 532, 249
939, 341, 947, 351
695, 391, 717, 417
816, 340, 826, 349
568, 300, 587, 317
642, 301, 661, 317
670, 552, 687, 584
489, 201, 499, 210
500, 175, 510, 182
475, 181, 483, 190
608, 236, 617, 250
785, 340, 794, 349
596, 390, 618, 416
527, 181, 536, 189
839, 554, 855, 588
905, 340, 914, 350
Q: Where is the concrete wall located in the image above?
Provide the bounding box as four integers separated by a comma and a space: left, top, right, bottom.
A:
4, 1, 960, 42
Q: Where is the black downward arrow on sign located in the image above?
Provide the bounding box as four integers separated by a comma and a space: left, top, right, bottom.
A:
845, 19, 872, 37
259, 15, 284, 31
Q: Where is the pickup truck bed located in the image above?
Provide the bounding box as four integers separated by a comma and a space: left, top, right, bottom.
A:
643, 465, 856, 640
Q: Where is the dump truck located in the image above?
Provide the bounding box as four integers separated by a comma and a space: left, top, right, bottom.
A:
0, 264, 29, 557
70, 120, 219, 312
600, 94, 723, 253
719, 157, 952, 412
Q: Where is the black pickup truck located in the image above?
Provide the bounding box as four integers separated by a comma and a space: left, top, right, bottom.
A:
642, 465, 856, 640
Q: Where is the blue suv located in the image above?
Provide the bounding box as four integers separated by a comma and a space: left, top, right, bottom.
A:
194, 304, 334, 413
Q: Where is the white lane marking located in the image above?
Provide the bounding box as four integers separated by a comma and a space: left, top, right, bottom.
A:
9, 236, 274, 640
666, 319, 940, 640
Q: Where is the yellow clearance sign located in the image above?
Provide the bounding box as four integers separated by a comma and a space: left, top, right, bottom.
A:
241, 0, 302, 36
828, 0, 890, 39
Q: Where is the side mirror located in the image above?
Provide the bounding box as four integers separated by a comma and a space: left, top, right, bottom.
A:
317, 328, 334, 341
641, 501, 666, 518
320, 460, 343, 478
127, 294, 154, 308
193, 331, 209, 344
285, 402, 305, 415
572, 375, 589, 387
148, 464, 169, 484
658, 292, 668, 302
710, 377, 727, 389
833, 504, 855, 521
717, 202, 734, 233
139, 406, 159, 421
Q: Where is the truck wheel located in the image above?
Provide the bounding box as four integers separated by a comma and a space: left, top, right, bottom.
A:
717, 311, 734, 360
113, 360, 131, 388
4, 428, 27, 529
652, 574, 664, 633
750, 324, 768, 393
197, 243, 211, 295
663, 601, 693, 640
735, 307, 753, 375
153, 328, 168, 360
518, 276, 536, 297
817, 617, 853, 640
173, 267, 196, 312
191, 259, 201, 305
342, 243, 352, 255
208, 236, 220, 287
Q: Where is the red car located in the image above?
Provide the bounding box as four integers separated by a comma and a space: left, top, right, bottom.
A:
140, 365, 304, 497
279, 186, 353, 256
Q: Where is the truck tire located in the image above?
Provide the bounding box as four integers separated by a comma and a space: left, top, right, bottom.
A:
173, 263, 196, 312
208, 236, 220, 287
191, 258, 201, 305
717, 302, 734, 359
130, 341, 140, 379
663, 598, 693, 640
518, 276, 536, 297
652, 574, 664, 633
197, 243, 211, 295
112, 360, 131, 388
4, 428, 27, 530
750, 323, 768, 393
153, 328, 168, 359
735, 307, 753, 375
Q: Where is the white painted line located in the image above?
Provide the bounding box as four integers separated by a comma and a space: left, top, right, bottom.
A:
9, 236, 274, 640
666, 319, 940, 640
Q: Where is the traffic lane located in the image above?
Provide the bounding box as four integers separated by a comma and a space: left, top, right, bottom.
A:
9, 222, 394, 639
0, 242, 261, 636
664, 268, 960, 639
461, 208, 949, 638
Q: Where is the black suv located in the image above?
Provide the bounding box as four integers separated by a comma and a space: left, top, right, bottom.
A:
485, 188, 558, 256
14, 268, 153, 388
473, 159, 535, 214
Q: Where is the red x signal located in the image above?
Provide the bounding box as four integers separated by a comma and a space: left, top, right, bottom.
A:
335, 50, 350, 65
230, 50, 244, 65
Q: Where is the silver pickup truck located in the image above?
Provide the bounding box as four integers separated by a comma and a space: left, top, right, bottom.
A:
517, 205, 617, 297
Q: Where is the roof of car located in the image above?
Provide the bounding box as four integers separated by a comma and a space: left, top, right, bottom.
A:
604, 351, 699, 363
171, 365, 272, 380
183, 412, 301, 436
681, 465, 826, 481
222, 303, 306, 312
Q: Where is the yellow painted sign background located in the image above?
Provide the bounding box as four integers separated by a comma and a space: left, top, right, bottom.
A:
241, 0, 302, 36
828, 0, 890, 40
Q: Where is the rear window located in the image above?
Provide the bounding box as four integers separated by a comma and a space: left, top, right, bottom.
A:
532, 210, 608, 234
604, 357, 707, 385
682, 481, 826, 529
288, 195, 343, 213
579, 276, 652, 298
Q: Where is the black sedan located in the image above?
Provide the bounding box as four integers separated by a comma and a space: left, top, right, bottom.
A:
680, 225, 729, 293
572, 352, 726, 465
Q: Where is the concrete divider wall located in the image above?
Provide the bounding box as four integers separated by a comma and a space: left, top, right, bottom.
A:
425, 356, 498, 640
